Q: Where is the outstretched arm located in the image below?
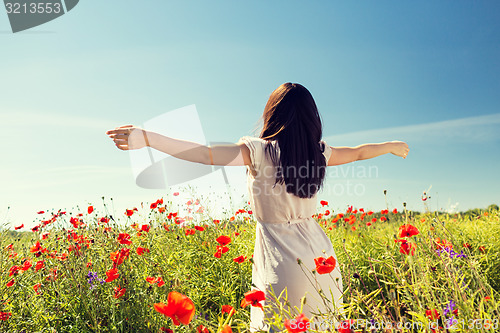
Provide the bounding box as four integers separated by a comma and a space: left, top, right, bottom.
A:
327, 141, 409, 166
105, 125, 251, 166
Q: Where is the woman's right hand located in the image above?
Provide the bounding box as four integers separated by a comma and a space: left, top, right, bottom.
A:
390, 141, 410, 159
105, 125, 149, 150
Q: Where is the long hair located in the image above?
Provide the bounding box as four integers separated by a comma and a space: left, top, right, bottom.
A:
260, 82, 326, 198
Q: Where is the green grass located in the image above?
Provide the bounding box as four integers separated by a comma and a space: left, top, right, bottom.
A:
1, 196, 499, 332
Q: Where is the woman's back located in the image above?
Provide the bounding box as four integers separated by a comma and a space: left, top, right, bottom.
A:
239, 135, 342, 332
239, 136, 332, 224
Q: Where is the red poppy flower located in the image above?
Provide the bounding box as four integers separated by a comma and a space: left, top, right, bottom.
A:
21, 259, 32, 272
185, 228, 195, 236
240, 289, 265, 309
33, 283, 41, 294
111, 248, 130, 265
35, 260, 45, 271
141, 224, 151, 232
6, 279, 15, 287
222, 305, 235, 316
106, 268, 119, 282
150, 202, 158, 209
117, 233, 132, 245
395, 239, 417, 255
233, 255, 246, 263
336, 319, 356, 333
197, 325, 210, 333
113, 285, 126, 299
9, 265, 21, 276
221, 325, 232, 333
14, 224, 24, 230
154, 291, 196, 326
381, 209, 389, 214
194, 226, 205, 231
284, 313, 310, 332
125, 208, 138, 216
398, 224, 420, 238
173, 192, 179, 196
0, 312, 11, 321
425, 309, 440, 320
392, 208, 398, 214
380, 216, 387, 222
320, 200, 328, 206
88, 206, 94, 214
136, 247, 150, 256
30, 241, 43, 253
216, 235, 231, 246
156, 276, 165, 287
314, 256, 337, 274
146, 276, 157, 284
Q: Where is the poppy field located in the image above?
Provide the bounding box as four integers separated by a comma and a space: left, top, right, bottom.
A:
1, 194, 499, 332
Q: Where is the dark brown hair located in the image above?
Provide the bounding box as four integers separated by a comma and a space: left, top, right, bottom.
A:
260, 82, 327, 198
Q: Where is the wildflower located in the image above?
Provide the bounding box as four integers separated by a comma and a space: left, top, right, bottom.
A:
197, 325, 210, 333
443, 300, 458, 317
146, 276, 157, 284
398, 224, 419, 238
6, 279, 15, 287
314, 256, 337, 274
157, 277, 165, 287
393, 208, 398, 214
240, 289, 265, 309
88, 205, 94, 214
154, 291, 196, 326
35, 260, 45, 271
320, 200, 328, 206
30, 241, 43, 253
284, 313, 310, 332
222, 305, 235, 316
425, 309, 440, 320
20, 259, 32, 272
221, 325, 232, 333
0, 312, 11, 320
336, 319, 356, 333
117, 233, 132, 245
9, 265, 20, 276
14, 224, 24, 230
141, 224, 151, 232
136, 247, 150, 255
173, 192, 179, 196
105, 268, 119, 282
125, 208, 138, 217
33, 283, 41, 294
395, 239, 417, 256
87, 271, 105, 289
113, 286, 126, 299
195, 226, 205, 231
436, 248, 466, 259
233, 255, 246, 263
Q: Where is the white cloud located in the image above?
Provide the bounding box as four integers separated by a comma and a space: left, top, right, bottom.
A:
324, 113, 500, 145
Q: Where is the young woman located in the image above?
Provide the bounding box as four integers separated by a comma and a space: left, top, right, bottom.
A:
106, 82, 409, 331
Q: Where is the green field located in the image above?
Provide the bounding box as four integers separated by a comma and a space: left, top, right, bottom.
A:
1, 197, 499, 332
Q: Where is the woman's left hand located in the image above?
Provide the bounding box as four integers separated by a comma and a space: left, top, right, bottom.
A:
105, 125, 148, 150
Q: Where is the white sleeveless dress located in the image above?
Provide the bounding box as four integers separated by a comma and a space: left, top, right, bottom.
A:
238, 136, 344, 332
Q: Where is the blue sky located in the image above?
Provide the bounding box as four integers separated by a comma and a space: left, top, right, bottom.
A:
1, 1, 499, 228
